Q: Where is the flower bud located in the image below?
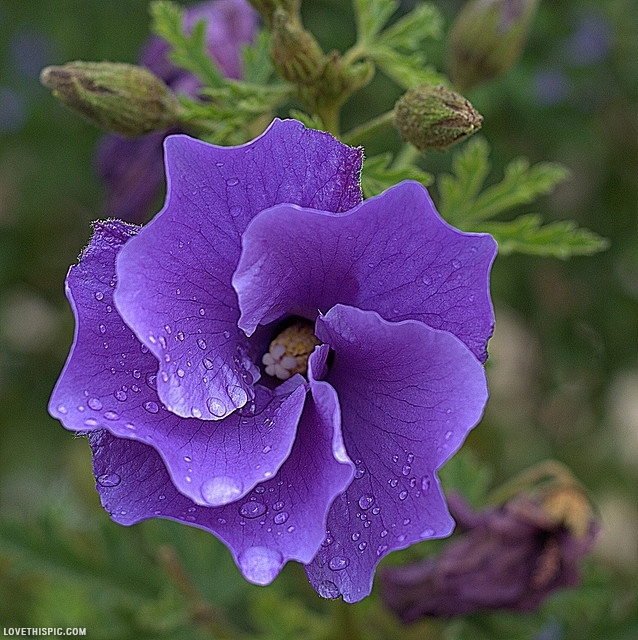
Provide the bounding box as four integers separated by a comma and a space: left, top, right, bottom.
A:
270, 8, 325, 85
394, 84, 483, 152
247, 0, 299, 29
40, 61, 182, 137
447, 0, 540, 91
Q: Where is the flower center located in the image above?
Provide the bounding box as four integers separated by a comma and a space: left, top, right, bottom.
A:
262, 320, 321, 380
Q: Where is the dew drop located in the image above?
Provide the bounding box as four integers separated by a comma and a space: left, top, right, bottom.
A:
143, 401, 159, 414
197, 338, 207, 350
354, 465, 366, 479
317, 580, 340, 599
104, 410, 119, 421
230, 205, 242, 217
380, 529, 388, 538
351, 532, 360, 541
237, 547, 282, 585
421, 527, 435, 538
207, 396, 226, 417
146, 373, 157, 390
358, 541, 367, 551
328, 556, 349, 571
452, 259, 461, 269
358, 494, 375, 510
377, 544, 388, 556
56, 404, 67, 414
184, 455, 192, 463
132, 369, 141, 379
262, 445, 272, 454
239, 501, 267, 519
87, 397, 103, 411
199, 307, 206, 316
191, 407, 202, 418
201, 476, 243, 506
398, 490, 408, 501
402, 464, 411, 476
273, 511, 289, 525
98, 324, 106, 334
97, 473, 121, 487
421, 475, 431, 491
226, 177, 239, 187
445, 430, 453, 440
114, 390, 127, 402
227, 385, 248, 408
421, 275, 432, 286
94, 291, 104, 301
84, 418, 98, 427
202, 357, 215, 370
407, 453, 414, 464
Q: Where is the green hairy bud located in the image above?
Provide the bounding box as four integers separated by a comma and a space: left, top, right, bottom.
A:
447, 0, 540, 91
40, 61, 182, 136
394, 84, 483, 152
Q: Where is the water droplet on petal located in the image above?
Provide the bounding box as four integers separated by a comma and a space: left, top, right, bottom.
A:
421, 475, 431, 491
97, 473, 121, 487
202, 358, 214, 370
98, 324, 106, 334
197, 338, 207, 350
239, 501, 267, 519
226, 177, 239, 187
104, 410, 119, 420
227, 385, 248, 408
87, 397, 103, 411
114, 390, 127, 402
317, 580, 340, 599
377, 544, 388, 556
146, 373, 157, 390
273, 511, 289, 525
452, 259, 461, 269
358, 494, 375, 510
238, 546, 283, 585
95, 291, 104, 301
421, 527, 435, 538
398, 490, 408, 501
358, 541, 367, 551
328, 556, 349, 571
201, 476, 243, 506
402, 464, 411, 476
230, 205, 242, 217
207, 397, 226, 417
143, 401, 159, 414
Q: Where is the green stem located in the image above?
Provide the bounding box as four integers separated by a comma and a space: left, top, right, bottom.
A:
318, 105, 341, 136
342, 109, 395, 146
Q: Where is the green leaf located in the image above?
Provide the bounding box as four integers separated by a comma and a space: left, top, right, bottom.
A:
439, 448, 493, 507
288, 109, 324, 130
477, 214, 610, 259
361, 152, 433, 199
439, 137, 571, 226
369, 47, 446, 88
352, 0, 399, 45
150, 1, 225, 89
469, 159, 571, 224
241, 29, 275, 85
438, 136, 492, 224
376, 3, 444, 52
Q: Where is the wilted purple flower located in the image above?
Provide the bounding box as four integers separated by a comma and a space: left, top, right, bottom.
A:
96, 0, 257, 223
381, 491, 599, 619
50, 118, 496, 602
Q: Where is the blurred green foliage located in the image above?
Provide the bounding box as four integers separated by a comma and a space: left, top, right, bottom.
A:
1, 0, 637, 638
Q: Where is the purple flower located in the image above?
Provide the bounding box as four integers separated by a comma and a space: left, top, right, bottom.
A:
96, 0, 258, 223
381, 492, 599, 619
50, 119, 496, 602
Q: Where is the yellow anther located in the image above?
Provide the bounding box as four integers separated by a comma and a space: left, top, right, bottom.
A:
262, 321, 321, 380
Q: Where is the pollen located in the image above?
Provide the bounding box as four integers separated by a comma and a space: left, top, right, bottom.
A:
262, 321, 321, 380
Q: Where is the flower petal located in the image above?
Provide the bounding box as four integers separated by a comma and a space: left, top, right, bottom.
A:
88, 345, 353, 586
304, 304, 488, 602
233, 181, 496, 361
114, 119, 363, 420
48, 220, 305, 506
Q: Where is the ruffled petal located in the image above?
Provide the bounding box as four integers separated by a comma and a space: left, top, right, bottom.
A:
114, 119, 362, 420
49, 220, 305, 506
88, 345, 353, 586
304, 304, 488, 602
233, 181, 496, 361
